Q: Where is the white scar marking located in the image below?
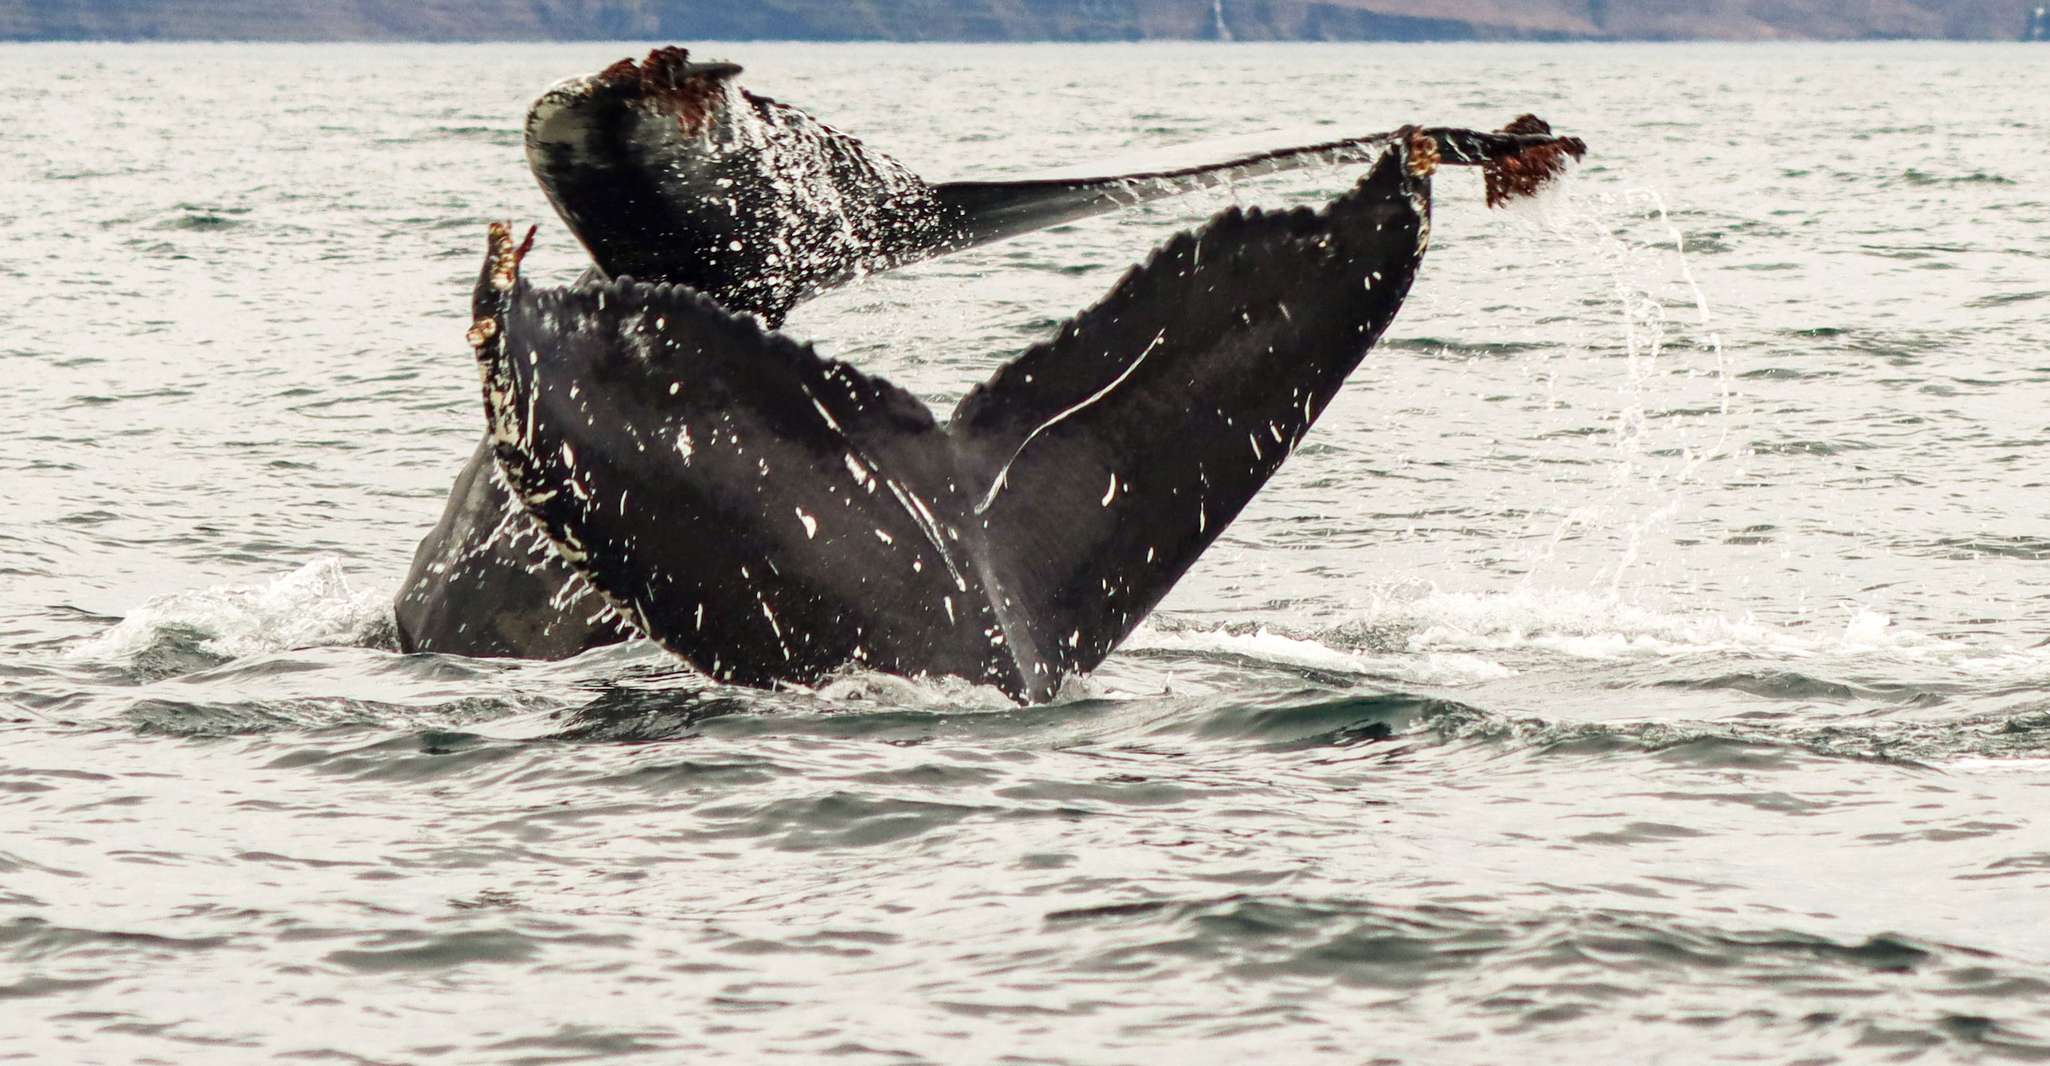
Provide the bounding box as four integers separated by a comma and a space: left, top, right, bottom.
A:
976, 328, 1167, 514
886, 480, 968, 592
1101, 474, 1117, 507
795, 507, 817, 539
875, 529, 893, 544
797, 377, 970, 595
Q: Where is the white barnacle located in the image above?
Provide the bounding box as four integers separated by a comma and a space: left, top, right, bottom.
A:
676, 424, 695, 463
669, 381, 681, 395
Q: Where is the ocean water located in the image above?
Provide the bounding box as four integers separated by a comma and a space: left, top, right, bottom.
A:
3, 40, 2047, 1063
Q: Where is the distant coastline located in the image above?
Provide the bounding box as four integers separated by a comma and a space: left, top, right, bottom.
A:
2, 0, 2045, 44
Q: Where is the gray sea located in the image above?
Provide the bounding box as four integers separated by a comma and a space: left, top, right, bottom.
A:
3, 40, 2048, 1064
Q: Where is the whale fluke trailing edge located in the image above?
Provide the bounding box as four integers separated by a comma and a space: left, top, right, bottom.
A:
464, 137, 1434, 702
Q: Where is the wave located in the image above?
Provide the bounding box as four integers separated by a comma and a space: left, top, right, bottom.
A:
1040, 894, 2050, 1056
52, 566, 2050, 766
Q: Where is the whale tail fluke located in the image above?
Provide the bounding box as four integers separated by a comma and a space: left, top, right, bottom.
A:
467, 139, 1435, 703
947, 137, 1434, 692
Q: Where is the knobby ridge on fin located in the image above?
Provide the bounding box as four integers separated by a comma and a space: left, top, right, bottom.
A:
466, 139, 1435, 703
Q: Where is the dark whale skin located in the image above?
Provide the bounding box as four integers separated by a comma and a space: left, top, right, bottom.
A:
396, 47, 1581, 662
460, 138, 1433, 702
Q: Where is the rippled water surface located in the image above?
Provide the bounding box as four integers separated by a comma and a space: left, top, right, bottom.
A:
4, 41, 2048, 1063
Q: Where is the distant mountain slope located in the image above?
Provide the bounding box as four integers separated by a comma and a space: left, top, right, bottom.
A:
0, 0, 2041, 41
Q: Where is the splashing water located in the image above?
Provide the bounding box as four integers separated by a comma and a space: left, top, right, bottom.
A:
1498, 177, 1737, 598
69, 558, 393, 667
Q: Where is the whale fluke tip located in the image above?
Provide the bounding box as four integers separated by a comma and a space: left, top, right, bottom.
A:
1405, 127, 1440, 180
1482, 115, 1587, 208
483, 222, 537, 292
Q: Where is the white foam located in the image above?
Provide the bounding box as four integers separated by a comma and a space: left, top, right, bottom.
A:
69, 558, 391, 664
1380, 587, 1805, 659
1127, 618, 1515, 687
806, 670, 1017, 712
1133, 586, 2050, 688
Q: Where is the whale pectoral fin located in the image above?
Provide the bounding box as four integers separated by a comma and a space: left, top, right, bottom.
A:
469, 257, 1021, 696
949, 138, 1435, 683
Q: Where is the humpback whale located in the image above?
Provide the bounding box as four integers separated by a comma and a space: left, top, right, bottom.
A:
396, 47, 1587, 662
463, 136, 1435, 702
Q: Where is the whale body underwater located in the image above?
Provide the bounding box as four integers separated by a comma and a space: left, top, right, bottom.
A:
396, 48, 1588, 700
